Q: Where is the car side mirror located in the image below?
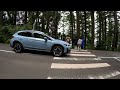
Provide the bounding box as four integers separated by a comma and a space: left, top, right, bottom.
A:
44, 37, 47, 42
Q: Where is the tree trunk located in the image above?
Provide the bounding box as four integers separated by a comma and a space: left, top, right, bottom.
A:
46, 19, 49, 34
101, 12, 104, 41
41, 11, 45, 32
91, 11, 95, 49
54, 11, 58, 38
7, 11, 13, 25
101, 11, 105, 50
73, 17, 76, 35
98, 11, 102, 49
24, 11, 27, 24
104, 13, 107, 50
84, 11, 87, 49
70, 11, 74, 47
76, 11, 80, 39
113, 11, 118, 50
0, 11, 3, 26
36, 11, 39, 30
28, 11, 35, 26
13, 11, 16, 25
108, 12, 112, 50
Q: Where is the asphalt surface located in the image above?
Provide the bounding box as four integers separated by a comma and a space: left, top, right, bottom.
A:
0, 43, 120, 79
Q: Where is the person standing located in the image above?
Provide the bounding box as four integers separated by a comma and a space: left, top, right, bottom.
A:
81, 36, 85, 49
77, 38, 82, 51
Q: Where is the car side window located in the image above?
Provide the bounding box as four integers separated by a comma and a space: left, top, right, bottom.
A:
46, 36, 51, 40
18, 32, 32, 37
34, 33, 45, 39
33, 33, 52, 40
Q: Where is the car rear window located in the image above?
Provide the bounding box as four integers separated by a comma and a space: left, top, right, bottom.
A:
18, 32, 32, 37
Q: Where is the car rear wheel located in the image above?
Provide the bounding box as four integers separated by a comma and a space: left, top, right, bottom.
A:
52, 45, 63, 57
13, 42, 23, 53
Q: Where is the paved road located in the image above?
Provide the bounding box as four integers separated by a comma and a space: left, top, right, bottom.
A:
0, 43, 53, 79
0, 43, 120, 79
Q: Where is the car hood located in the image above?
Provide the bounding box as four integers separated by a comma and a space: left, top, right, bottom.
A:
54, 39, 69, 45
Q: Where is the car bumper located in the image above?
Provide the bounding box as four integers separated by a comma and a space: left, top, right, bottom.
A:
66, 48, 71, 53
10, 40, 13, 48
65, 46, 71, 54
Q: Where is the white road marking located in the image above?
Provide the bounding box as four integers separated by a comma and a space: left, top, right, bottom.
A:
68, 53, 96, 57
47, 71, 120, 79
114, 57, 120, 61
70, 51, 91, 54
47, 77, 52, 79
53, 57, 101, 61
71, 49, 88, 52
98, 57, 119, 58
88, 71, 120, 79
98, 57, 120, 58
47, 76, 75, 79
0, 50, 15, 53
98, 57, 120, 61
47, 76, 71, 79
51, 63, 110, 69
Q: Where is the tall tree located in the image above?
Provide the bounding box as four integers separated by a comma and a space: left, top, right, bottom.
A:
91, 11, 95, 49
76, 11, 80, 39
97, 11, 102, 49
24, 11, 27, 24
112, 11, 118, 50
13, 11, 17, 25
41, 11, 45, 32
28, 11, 35, 29
35, 11, 39, 30
104, 12, 107, 50
84, 11, 87, 49
101, 11, 106, 50
54, 11, 58, 38
70, 11, 74, 47
0, 11, 3, 26
107, 11, 113, 50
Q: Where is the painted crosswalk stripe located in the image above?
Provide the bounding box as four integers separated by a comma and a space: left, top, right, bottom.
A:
47, 76, 74, 79
53, 57, 101, 60
51, 63, 110, 69
98, 57, 120, 58
71, 49, 88, 52
47, 70, 120, 79
0, 50, 15, 53
67, 53, 96, 57
88, 71, 120, 79
70, 51, 91, 54
98, 57, 120, 61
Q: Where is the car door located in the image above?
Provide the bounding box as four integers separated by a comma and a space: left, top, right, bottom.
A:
31, 33, 45, 50
41, 36, 53, 51
18, 32, 33, 48
32, 33, 53, 51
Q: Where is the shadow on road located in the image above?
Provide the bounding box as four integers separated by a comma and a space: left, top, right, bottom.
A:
19, 49, 53, 56
25, 50, 52, 56
11, 49, 68, 57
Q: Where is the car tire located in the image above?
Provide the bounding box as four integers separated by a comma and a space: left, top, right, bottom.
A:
13, 42, 23, 53
52, 45, 63, 57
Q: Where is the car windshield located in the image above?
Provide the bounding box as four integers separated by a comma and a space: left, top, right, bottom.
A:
44, 34, 55, 40
31, 30, 55, 40
36, 31, 55, 40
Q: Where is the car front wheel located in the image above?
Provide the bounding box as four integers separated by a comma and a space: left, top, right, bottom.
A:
52, 45, 63, 57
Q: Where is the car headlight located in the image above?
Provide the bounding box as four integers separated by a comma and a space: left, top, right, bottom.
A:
64, 44, 70, 46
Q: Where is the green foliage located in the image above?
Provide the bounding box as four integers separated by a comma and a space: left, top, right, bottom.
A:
1, 11, 120, 52
0, 24, 32, 44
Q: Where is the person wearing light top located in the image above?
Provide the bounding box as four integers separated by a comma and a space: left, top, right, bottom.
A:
77, 38, 82, 51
